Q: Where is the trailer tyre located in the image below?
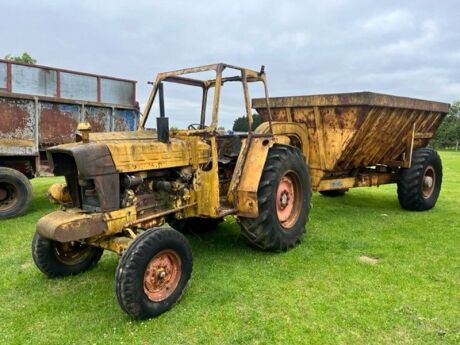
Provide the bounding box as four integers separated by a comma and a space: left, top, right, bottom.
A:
397, 148, 442, 211
32, 233, 103, 277
0, 167, 33, 218
167, 217, 223, 234
319, 189, 348, 197
115, 228, 193, 320
239, 145, 311, 251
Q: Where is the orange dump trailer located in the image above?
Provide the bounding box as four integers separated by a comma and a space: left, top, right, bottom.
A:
253, 92, 449, 210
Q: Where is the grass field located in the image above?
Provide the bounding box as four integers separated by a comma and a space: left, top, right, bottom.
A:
0, 151, 458, 345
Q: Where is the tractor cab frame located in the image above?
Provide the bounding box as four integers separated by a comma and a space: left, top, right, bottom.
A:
140, 63, 273, 135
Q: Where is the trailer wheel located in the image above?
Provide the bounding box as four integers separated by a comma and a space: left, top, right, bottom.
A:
397, 148, 442, 211
32, 233, 103, 277
319, 189, 349, 197
0, 167, 33, 219
115, 228, 192, 320
239, 145, 311, 251
167, 217, 223, 234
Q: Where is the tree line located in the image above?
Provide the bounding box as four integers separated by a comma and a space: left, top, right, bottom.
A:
431, 101, 460, 150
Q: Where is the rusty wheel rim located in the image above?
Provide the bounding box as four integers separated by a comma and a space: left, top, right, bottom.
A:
276, 171, 302, 229
54, 241, 93, 265
144, 250, 181, 302
0, 182, 19, 212
422, 166, 435, 199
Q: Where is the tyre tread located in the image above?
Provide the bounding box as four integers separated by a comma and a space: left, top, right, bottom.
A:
397, 148, 442, 211
239, 145, 312, 252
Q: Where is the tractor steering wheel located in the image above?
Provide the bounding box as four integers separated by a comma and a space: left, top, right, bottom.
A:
187, 123, 207, 130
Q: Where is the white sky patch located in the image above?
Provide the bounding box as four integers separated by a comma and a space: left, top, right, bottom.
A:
362, 9, 413, 33
270, 32, 310, 50
381, 19, 439, 55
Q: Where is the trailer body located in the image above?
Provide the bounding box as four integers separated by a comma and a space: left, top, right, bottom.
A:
0, 59, 139, 217
253, 92, 449, 191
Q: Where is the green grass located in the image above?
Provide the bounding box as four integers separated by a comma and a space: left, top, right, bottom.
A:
1, 152, 459, 345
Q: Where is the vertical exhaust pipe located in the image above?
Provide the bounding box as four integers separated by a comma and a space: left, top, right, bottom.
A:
156, 82, 169, 143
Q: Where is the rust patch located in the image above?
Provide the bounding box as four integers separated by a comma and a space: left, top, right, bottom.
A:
40, 103, 79, 145
0, 98, 35, 140
143, 249, 181, 302
36, 209, 108, 242
85, 107, 110, 133
114, 116, 130, 131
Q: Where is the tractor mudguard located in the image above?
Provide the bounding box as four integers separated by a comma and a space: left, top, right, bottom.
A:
36, 207, 136, 242
255, 122, 309, 157
37, 210, 108, 242
228, 123, 309, 218
228, 137, 273, 218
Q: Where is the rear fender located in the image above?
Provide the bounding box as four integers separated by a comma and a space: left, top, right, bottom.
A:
228, 137, 273, 218
228, 122, 309, 218
255, 122, 309, 161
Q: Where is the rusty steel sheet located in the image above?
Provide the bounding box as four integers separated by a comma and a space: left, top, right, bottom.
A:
0, 97, 36, 155
0, 93, 140, 155
84, 106, 111, 133
253, 92, 449, 189
40, 102, 81, 146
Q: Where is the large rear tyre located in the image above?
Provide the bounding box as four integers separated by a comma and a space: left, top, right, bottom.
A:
239, 145, 311, 252
167, 217, 223, 234
319, 189, 348, 197
0, 167, 33, 219
397, 148, 442, 211
32, 233, 103, 277
115, 228, 193, 320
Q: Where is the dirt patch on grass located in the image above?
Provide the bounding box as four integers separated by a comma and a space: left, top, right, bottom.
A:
359, 255, 379, 265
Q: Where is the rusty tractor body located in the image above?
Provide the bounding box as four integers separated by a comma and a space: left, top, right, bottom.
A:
32, 63, 449, 320
0, 59, 139, 218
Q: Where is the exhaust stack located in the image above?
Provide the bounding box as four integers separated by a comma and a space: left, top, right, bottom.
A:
156, 83, 169, 143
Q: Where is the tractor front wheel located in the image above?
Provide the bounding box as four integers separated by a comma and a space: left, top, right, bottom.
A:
397, 147, 442, 211
32, 233, 103, 277
115, 228, 192, 320
239, 145, 311, 251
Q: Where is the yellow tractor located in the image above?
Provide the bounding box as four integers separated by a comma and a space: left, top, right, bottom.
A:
32, 64, 312, 319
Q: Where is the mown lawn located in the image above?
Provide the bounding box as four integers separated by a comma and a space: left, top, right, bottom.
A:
0, 152, 458, 345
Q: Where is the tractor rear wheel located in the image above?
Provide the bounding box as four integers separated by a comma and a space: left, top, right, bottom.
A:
397, 148, 442, 211
32, 233, 103, 277
115, 228, 192, 320
239, 145, 311, 251
319, 189, 348, 197
167, 217, 223, 234
0, 167, 33, 219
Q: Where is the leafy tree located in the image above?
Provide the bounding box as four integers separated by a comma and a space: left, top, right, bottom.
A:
232, 114, 263, 132
4, 52, 37, 64
432, 101, 460, 149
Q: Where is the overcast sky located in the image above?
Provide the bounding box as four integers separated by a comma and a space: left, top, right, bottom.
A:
1, 0, 459, 129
